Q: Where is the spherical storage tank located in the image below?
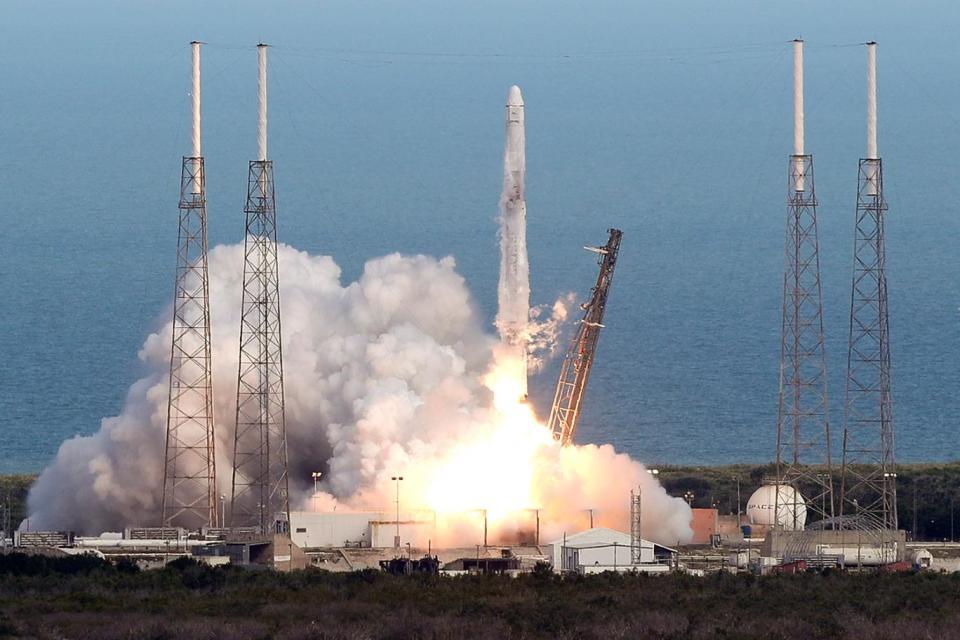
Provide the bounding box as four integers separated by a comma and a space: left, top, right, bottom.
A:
746, 484, 807, 531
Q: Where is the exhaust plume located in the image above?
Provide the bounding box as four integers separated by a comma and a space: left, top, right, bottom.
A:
26, 245, 692, 545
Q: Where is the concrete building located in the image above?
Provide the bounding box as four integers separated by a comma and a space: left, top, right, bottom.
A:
290, 511, 382, 548
289, 511, 436, 550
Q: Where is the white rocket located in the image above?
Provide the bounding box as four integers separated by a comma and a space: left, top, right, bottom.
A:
497, 85, 530, 396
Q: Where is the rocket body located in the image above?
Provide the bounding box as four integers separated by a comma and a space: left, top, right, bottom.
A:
497, 85, 530, 397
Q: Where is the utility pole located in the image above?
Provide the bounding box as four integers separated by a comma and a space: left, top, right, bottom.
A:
311, 472, 322, 511
734, 476, 741, 519
482, 509, 488, 547
391, 476, 404, 548
913, 483, 918, 539
1, 493, 9, 554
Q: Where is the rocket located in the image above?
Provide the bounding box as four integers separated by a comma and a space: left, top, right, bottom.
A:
497, 85, 531, 397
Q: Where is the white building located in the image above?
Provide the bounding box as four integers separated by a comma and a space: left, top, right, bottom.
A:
547, 527, 676, 573
290, 511, 382, 549
290, 511, 436, 550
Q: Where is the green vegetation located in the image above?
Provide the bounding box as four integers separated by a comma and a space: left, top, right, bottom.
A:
1, 554, 960, 639
658, 462, 960, 540
0, 475, 35, 532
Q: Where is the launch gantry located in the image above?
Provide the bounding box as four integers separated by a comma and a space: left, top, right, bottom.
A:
547, 228, 623, 446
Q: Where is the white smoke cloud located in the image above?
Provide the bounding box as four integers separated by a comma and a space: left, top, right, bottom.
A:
26, 245, 691, 544
526, 293, 577, 373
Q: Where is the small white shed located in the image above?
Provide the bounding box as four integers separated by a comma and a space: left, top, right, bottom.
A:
548, 527, 665, 572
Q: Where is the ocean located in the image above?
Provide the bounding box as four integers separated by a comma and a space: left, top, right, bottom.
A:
1, 0, 958, 473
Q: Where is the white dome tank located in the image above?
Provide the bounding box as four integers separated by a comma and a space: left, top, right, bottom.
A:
746, 484, 807, 531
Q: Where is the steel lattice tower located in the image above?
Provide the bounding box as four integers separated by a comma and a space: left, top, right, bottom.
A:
840, 42, 897, 531
548, 228, 622, 446
161, 41, 218, 529
774, 40, 834, 528
630, 487, 642, 564
230, 44, 291, 534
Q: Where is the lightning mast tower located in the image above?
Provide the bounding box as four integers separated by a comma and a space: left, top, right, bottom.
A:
774, 39, 834, 527
230, 44, 291, 534
161, 41, 218, 529
839, 42, 897, 531
630, 486, 642, 564
548, 228, 622, 446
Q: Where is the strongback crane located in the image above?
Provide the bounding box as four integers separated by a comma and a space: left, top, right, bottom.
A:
548, 228, 623, 446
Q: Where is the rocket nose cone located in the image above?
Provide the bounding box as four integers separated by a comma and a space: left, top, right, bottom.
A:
507, 85, 524, 107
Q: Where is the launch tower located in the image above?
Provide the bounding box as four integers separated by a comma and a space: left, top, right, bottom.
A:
548, 228, 622, 446
229, 44, 291, 534
839, 42, 898, 531
774, 39, 834, 527
161, 41, 219, 529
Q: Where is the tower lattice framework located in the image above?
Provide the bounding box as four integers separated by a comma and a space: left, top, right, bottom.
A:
630, 486, 642, 564
229, 159, 290, 533
161, 155, 218, 529
548, 228, 622, 446
775, 154, 834, 526
839, 158, 897, 530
